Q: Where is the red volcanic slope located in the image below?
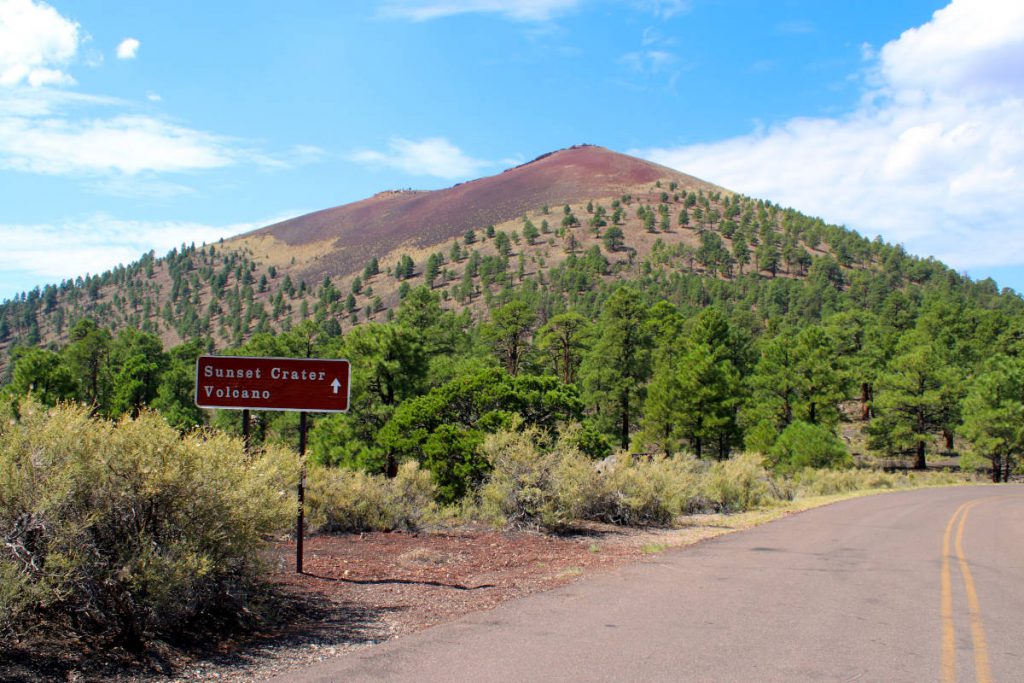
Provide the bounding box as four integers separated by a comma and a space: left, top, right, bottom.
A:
249, 145, 718, 276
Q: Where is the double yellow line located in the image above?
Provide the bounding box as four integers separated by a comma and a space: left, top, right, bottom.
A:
940, 500, 992, 683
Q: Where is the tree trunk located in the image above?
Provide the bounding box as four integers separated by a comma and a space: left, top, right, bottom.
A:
620, 393, 630, 450
915, 440, 926, 470
860, 382, 871, 421
694, 435, 702, 460
507, 339, 519, 376
943, 429, 954, 450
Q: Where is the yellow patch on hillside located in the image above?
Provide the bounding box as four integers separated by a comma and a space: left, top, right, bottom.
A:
226, 234, 337, 271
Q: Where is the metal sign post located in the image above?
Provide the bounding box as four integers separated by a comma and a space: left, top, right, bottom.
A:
195, 356, 350, 573
241, 409, 250, 454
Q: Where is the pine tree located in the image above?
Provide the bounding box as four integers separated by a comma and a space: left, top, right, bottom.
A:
580, 287, 651, 449
791, 326, 847, 428
732, 234, 750, 274
485, 301, 537, 376
602, 226, 624, 252
425, 253, 442, 287
537, 312, 589, 384
869, 341, 961, 469
494, 231, 512, 258
960, 355, 1024, 481
522, 220, 540, 245
64, 318, 112, 410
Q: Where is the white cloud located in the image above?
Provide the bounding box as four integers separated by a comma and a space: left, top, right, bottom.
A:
380, 0, 690, 21
638, 0, 1024, 272
621, 49, 675, 74
0, 90, 300, 187
879, 0, 1024, 98
0, 3, 305, 186
0, 0, 79, 87
350, 137, 491, 179
0, 112, 235, 175
0, 214, 280, 288
0, 87, 117, 116
115, 37, 139, 60
83, 48, 103, 68
640, 26, 675, 47
86, 177, 196, 200
379, 0, 583, 21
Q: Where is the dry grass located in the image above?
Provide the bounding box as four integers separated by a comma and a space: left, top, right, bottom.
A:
606, 473, 981, 557
228, 233, 337, 272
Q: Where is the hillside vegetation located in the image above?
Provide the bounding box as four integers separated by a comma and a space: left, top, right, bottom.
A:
3, 148, 1024, 484
2, 174, 1022, 481
2, 146, 1020, 657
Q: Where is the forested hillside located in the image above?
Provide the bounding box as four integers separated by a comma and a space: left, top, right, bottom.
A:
3, 147, 1024, 488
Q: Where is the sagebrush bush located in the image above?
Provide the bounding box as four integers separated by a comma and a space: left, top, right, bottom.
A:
479, 426, 704, 529
793, 467, 967, 497
476, 429, 971, 530
580, 453, 703, 526
0, 400, 296, 649
702, 452, 789, 512
793, 468, 889, 496
305, 460, 437, 533
477, 430, 573, 532
911, 470, 966, 486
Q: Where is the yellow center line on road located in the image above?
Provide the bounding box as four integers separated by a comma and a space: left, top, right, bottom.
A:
940, 502, 968, 683
955, 502, 992, 683
938, 496, 1023, 683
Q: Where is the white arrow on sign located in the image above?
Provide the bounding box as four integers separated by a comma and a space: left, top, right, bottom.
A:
331, 378, 341, 394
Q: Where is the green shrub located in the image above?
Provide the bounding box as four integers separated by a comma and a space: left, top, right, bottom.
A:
305, 460, 437, 533
566, 420, 613, 459
0, 400, 296, 649
767, 421, 852, 474
957, 448, 987, 475
702, 452, 788, 511
743, 419, 779, 454
376, 368, 583, 504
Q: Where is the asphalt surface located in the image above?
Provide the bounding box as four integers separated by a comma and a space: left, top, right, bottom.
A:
279, 485, 1024, 682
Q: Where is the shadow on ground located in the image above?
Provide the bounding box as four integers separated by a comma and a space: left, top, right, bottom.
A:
0, 584, 394, 682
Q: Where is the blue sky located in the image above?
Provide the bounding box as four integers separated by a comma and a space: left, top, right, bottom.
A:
1, 0, 1022, 299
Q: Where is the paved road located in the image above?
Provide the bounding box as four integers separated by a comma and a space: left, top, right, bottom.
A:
282, 485, 1024, 682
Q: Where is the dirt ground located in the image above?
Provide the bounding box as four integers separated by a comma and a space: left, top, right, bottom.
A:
189, 522, 734, 682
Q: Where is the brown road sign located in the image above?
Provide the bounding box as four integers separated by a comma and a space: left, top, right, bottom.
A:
195, 356, 350, 412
